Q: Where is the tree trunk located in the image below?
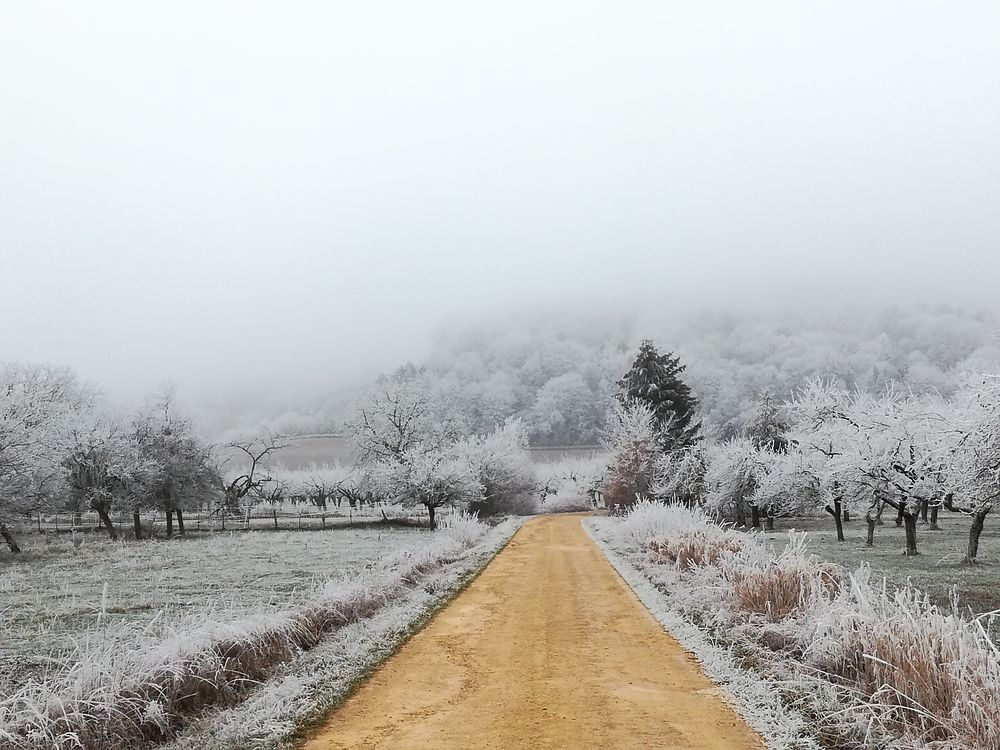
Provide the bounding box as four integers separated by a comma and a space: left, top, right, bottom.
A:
764, 514, 774, 531
920, 497, 929, 524
734, 499, 747, 528
165, 509, 174, 538
176, 508, 185, 535
902, 512, 918, 556
895, 503, 905, 527
750, 505, 761, 529
866, 517, 876, 547
843, 508, 850, 522
875, 503, 885, 525
97, 508, 117, 540
826, 498, 845, 542
427, 503, 437, 530
0, 523, 21, 553
133, 510, 142, 541
963, 508, 991, 564
273, 507, 278, 529
929, 504, 940, 531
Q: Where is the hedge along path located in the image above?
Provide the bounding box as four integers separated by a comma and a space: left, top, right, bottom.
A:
301, 514, 763, 750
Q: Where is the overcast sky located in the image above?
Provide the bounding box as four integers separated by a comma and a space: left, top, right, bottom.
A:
1, 1, 998, 402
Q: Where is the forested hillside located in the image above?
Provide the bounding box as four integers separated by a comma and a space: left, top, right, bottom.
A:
216, 305, 999, 446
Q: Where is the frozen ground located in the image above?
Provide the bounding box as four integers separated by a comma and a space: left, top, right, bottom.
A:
764, 515, 1000, 615
0, 527, 428, 693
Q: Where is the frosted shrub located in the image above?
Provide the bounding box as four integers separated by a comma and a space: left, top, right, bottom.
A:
618, 500, 738, 555
437, 511, 488, 548
456, 421, 538, 516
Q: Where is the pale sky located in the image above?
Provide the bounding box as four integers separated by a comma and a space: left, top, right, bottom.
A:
1, 1, 998, 403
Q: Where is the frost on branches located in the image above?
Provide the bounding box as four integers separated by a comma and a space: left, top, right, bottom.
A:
0, 364, 90, 551
602, 399, 659, 513
788, 381, 959, 556
347, 373, 540, 525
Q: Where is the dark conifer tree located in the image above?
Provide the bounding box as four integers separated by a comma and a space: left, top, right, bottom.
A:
616, 340, 701, 452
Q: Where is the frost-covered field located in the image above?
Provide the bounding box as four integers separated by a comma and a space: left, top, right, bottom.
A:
0, 517, 521, 750
763, 516, 1000, 615
0, 528, 427, 694
589, 505, 1000, 750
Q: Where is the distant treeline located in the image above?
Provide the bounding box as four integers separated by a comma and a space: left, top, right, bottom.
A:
212, 305, 1000, 445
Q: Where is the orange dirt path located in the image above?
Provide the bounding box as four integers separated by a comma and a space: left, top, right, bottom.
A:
301, 514, 763, 750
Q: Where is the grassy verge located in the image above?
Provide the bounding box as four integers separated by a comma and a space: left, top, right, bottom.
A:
163, 517, 524, 750
588, 504, 1000, 750
0, 516, 522, 750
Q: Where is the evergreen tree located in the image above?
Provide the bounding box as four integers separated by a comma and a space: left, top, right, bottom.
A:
616, 340, 701, 452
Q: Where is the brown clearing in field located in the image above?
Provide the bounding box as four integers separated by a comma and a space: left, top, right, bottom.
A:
302, 514, 762, 750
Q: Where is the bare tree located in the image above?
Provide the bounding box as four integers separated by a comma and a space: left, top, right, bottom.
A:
347, 377, 458, 463
220, 435, 286, 514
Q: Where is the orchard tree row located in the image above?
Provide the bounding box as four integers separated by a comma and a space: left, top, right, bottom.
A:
0, 363, 228, 551
606, 342, 1000, 563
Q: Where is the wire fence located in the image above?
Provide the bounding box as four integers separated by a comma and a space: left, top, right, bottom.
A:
9, 504, 444, 536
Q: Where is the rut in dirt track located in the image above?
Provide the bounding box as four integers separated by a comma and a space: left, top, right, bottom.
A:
302, 514, 763, 750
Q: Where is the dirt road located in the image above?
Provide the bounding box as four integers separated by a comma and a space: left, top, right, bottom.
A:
302, 515, 763, 749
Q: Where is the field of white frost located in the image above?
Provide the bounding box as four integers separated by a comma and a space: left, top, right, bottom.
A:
588, 504, 1000, 750
0, 516, 521, 750
0, 527, 429, 693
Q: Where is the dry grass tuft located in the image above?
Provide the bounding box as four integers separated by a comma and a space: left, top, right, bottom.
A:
647, 532, 743, 568
730, 562, 839, 620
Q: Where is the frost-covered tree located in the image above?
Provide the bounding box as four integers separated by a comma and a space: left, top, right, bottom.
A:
348, 375, 460, 463
746, 392, 788, 453
788, 382, 958, 555
63, 409, 150, 540
220, 435, 285, 515
652, 446, 707, 507
528, 373, 602, 445
944, 377, 1000, 563
373, 450, 481, 528
0, 364, 91, 551
616, 340, 700, 452
455, 420, 536, 516
603, 399, 659, 513
749, 447, 824, 532
134, 389, 218, 538
703, 438, 765, 527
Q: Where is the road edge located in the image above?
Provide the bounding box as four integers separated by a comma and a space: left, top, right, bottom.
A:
287, 517, 528, 748
582, 517, 818, 750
